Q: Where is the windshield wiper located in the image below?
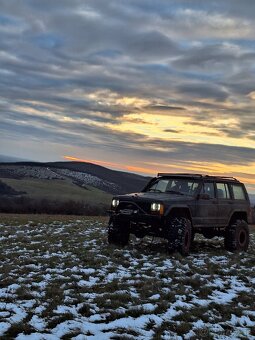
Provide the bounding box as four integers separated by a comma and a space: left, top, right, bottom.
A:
165, 190, 184, 195
148, 189, 162, 193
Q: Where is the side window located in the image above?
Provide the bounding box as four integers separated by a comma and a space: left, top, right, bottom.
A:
231, 184, 246, 200
189, 182, 199, 195
203, 182, 215, 198
216, 183, 230, 199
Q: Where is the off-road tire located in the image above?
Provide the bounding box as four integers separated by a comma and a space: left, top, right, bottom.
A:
108, 218, 129, 246
167, 217, 192, 256
224, 219, 249, 252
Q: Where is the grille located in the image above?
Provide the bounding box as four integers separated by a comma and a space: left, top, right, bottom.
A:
117, 201, 151, 214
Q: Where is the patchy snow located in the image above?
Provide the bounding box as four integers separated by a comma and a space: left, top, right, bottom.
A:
0, 322, 11, 336
29, 315, 47, 332
52, 168, 121, 193
0, 219, 255, 339
0, 164, 120, 193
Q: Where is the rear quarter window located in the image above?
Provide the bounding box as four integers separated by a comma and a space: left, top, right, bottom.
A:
216, 182, 230, 199
231, 184, 246, 200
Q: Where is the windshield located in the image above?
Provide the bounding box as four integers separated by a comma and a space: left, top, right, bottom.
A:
145, 178, 199, 196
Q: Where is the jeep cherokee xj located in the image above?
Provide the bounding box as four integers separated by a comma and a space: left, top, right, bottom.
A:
108, 174, 252, 255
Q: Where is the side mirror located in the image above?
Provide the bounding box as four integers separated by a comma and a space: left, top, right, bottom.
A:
197, 193, 211, 200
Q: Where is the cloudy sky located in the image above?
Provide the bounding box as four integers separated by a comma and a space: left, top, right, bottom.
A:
0, 0, 255, 192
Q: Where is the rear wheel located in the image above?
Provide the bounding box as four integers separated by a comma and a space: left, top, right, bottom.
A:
167, 217, 192, 256
108, 218, 129, 246
224, 220, 249, 252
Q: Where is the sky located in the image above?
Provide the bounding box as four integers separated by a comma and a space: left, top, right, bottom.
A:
0, 0, 255, 192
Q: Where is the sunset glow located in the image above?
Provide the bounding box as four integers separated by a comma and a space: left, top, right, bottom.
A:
64, 156, 157, 175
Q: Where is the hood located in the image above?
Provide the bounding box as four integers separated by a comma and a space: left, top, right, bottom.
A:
115, 191, 194, 203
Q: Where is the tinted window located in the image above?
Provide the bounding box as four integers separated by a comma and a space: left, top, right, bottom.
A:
216, 183, 230, 199
203, 182, 215, 198
231, 184, 246, 200
146, 178, 199, 195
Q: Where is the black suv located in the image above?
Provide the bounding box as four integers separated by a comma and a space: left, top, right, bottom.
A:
108, 174, 252, 255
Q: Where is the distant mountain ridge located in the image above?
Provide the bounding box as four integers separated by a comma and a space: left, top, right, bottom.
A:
0, 155, 29, 162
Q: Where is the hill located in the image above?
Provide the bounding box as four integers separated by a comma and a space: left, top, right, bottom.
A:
0, 161, 150, 194
48, 161, 150, 194
0, 161, 150, 215
0, 179, 25, 196
1, 177, 111, 204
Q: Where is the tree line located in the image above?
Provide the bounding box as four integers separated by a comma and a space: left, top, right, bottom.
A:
0, 196, 108, 215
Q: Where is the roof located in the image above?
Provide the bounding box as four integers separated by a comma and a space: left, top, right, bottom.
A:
157, 173, 240, 182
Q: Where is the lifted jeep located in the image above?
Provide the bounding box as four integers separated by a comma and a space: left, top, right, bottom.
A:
108, 173, 252, 255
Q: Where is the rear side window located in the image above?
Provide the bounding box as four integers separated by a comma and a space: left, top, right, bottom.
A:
216, 183, 230, 199
231, 184, 246, 200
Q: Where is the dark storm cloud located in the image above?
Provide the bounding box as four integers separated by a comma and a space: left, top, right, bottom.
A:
0, 0, 255, 168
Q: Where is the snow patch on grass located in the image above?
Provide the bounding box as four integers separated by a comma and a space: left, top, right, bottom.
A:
0, 218, 254, 338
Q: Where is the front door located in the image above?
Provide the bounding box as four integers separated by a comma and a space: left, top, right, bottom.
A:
194, 181, 219, 227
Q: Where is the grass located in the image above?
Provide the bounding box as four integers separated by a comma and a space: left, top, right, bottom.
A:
0, 213, 108, 225
0, 177, 112, 204
0, 214, 254, 339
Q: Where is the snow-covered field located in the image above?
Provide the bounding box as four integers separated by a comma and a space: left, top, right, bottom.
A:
0, 216, 254, 339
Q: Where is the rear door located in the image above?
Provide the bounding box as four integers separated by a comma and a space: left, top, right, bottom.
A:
215, 182, 232, 226
194, 181, 219, 227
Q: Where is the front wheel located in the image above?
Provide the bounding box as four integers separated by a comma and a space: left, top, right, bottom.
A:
167, 217, 192, 256
108, 218, 129, 246
224, 220, 249, 252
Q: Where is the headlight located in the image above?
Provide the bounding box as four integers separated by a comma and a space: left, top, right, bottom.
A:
151, 202, 164, 214
112, 199, 120, 208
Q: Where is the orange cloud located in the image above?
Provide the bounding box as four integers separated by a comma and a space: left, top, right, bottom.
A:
64, 156, 122, 169
126, 165, 156, 175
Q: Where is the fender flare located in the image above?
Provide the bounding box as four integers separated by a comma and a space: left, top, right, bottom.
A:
165, 205, 192, 220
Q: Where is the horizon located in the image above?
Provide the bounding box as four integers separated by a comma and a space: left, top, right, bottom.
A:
1, 153, 255, 195
0, 1, 255, 193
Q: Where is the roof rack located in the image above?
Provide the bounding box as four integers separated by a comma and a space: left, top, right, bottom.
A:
157, 173, 239, 182
204, 175, 238, 181
157, 173, 203, 177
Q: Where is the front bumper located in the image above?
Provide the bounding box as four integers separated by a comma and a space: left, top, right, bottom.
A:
108, 209, 163, 228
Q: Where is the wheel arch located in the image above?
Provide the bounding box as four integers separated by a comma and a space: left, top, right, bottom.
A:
166, 206, 193, 225
228, 211, 248, 226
